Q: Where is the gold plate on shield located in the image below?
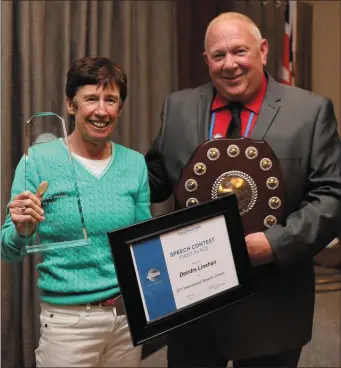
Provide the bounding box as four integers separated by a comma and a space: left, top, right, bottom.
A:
211, 170, 258, 215
175, 138, 285, 235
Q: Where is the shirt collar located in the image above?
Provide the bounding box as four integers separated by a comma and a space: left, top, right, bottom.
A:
211, 75, 268, 114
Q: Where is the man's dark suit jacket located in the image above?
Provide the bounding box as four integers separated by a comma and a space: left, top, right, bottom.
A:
145, 73, 341, 360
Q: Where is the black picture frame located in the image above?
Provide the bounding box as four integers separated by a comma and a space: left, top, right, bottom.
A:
107, 194, 255, 346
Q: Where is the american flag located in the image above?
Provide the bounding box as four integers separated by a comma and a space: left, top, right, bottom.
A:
280, 0, 297, 86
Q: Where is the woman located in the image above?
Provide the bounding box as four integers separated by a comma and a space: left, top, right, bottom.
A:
1, 57, 151, 367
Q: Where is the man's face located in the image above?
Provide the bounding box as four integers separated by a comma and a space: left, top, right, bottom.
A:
204, 19, 268, 103
66, 84, 122, 144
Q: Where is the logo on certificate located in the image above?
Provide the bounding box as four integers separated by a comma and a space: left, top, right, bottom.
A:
147, 268, 161, 282
177, 225, 201, 236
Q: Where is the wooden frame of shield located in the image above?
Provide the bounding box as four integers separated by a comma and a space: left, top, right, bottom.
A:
175, 138, 285, 236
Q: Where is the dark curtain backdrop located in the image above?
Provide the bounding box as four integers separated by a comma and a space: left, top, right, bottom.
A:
295, 1, 313, 91
176, 0, 232, 89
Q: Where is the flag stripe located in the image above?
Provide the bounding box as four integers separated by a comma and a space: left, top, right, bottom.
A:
280, 0, 296, 86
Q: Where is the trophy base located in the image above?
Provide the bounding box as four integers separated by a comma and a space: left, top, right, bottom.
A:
21, 238, 91, 255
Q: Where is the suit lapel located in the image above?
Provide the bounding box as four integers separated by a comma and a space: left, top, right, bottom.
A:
251, 74, 282, 140
197, 83, 215, 144
195, 75, 282, 142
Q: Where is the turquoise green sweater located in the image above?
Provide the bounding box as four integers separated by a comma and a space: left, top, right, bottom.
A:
1, 139, 151, 305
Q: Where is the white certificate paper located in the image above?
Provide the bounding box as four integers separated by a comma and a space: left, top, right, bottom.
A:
162, 215, 239, 309
131, 215, 239, 321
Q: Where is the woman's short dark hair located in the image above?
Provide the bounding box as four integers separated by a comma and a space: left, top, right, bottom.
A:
65, 57, 127, 104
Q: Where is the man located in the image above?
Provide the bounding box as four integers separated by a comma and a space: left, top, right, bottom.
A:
146, 12, 341, 368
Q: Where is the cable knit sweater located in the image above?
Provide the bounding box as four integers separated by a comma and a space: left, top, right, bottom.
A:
1, 139, 151, 305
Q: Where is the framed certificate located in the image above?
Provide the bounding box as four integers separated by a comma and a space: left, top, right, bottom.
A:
107, 194, 254, 346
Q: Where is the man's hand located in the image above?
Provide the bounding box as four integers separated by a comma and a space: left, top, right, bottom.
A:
245, 232, 274, 266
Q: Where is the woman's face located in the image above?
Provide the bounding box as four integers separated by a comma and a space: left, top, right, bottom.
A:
66, 83, 122, 144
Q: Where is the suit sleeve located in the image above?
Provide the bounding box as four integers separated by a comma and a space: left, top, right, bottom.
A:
145, 96, 173, 203
265, 98, 341, 268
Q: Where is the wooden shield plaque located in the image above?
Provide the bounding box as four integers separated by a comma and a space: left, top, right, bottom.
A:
175, 138, 285, 235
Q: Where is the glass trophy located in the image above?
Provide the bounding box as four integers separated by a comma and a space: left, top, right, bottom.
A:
21, 112, 91, 255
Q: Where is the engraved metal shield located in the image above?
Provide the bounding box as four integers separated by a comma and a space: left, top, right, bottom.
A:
175, 138, 285, 235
